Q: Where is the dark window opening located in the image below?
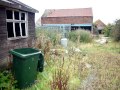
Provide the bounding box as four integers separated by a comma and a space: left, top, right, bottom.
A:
21, 13, 25, 20
14, 11, 19, 20
71, 26, 91, 31
6, 10, 27, 39
15, 23, 21, 37
98, 30, 102, 34
7, 22, 14, 37
6, 10, 13, 19
21, 23, 26, 36
71, 26, 79, 30
80, 26, 91, 31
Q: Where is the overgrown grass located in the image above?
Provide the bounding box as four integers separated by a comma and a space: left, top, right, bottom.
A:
25, 49, 82, 90
77, 40, 120, 90
19, 39, 120, 90
33, 28, 120, 90
36, 27, 61, 46
79, 41, 120, 54
82, 52, 120, 90
67, 30, 93, 43
1, 28, 119, 90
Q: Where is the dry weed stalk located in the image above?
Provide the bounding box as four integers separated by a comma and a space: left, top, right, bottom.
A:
35, 32, 52, 62
51, 57, 69, 90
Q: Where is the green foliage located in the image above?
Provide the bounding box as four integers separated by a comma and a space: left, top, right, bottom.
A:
103, 24, 113, 37
28, 27, 120, 89
34, 27, 120, 90
67, 31, 78, 42
79, 30, 92, 43
0, 70, 17, 90
112, 19, 120, 41
67, 30, 93, 43
36, 27, 61, 46
46, 31, 59, 46
103, 19, 120, 41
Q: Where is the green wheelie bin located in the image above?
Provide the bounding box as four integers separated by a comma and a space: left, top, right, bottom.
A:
9, 48, 42, 89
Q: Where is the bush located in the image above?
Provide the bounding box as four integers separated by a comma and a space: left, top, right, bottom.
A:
36, 27, 61, 46
46, 30, 60, 46
67, 30, 93, 43
67, 31, 78, 42
0, 70, 17, 90
112, 19, 120, 41
103, 24, 113, 37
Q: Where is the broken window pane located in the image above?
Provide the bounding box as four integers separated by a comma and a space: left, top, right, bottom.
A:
6, 10, 13, 19
21, 23, 26, 36
15, 23, 21, 37
21, 13, 25, 20
7, 22, 14, 38
6, 10, 27, 39
14, 11, 19, 20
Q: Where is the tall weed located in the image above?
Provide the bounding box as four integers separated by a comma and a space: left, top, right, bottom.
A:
67, 30, 93, 43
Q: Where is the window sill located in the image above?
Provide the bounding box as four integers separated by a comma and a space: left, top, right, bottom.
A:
8, 36, 28, 40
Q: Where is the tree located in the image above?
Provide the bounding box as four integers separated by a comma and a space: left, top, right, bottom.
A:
103, 24, 113, 37
112, 19, 120, 41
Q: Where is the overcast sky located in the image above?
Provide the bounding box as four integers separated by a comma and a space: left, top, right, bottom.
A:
19, 0, 120, 24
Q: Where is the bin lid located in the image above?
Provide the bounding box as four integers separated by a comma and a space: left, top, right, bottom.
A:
9, 48, 41, 58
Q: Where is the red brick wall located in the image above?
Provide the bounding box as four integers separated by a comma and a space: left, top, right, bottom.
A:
41, 16, 93, 24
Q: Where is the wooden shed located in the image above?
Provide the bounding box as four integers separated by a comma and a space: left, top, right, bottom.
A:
94, 19, 106, 34
40, 8, 93, 31
0, 0, 38, 68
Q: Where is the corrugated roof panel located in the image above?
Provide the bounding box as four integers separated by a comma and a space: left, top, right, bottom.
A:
45, 8, 93, 17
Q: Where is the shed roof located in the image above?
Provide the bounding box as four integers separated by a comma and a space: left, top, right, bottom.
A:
94, 19, 106, 29
0, 0, 38, 13
42, 8, 93, 17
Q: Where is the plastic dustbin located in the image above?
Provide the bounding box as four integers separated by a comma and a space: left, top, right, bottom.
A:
61, 38, 68, 48
38, 53, 44, 72
9, 48, 42, 89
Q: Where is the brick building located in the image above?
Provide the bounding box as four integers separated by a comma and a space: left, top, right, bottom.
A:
41, 8, 93, 31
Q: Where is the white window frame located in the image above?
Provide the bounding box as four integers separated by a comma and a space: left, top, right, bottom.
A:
6, 9, 28, 40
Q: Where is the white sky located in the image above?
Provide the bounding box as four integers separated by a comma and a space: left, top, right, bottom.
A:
19, 0, 120, 24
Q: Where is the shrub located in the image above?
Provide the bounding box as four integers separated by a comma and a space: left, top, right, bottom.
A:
35, 28, 62, 62
112, 19, 120, 41
0, 70, 17, 90
67, 30, 92, 43
79, 30, 92, 43
67, 31, 78, 42
36, 28, 61, 46
46, 30, 60, 46
103, 24, 113, 37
